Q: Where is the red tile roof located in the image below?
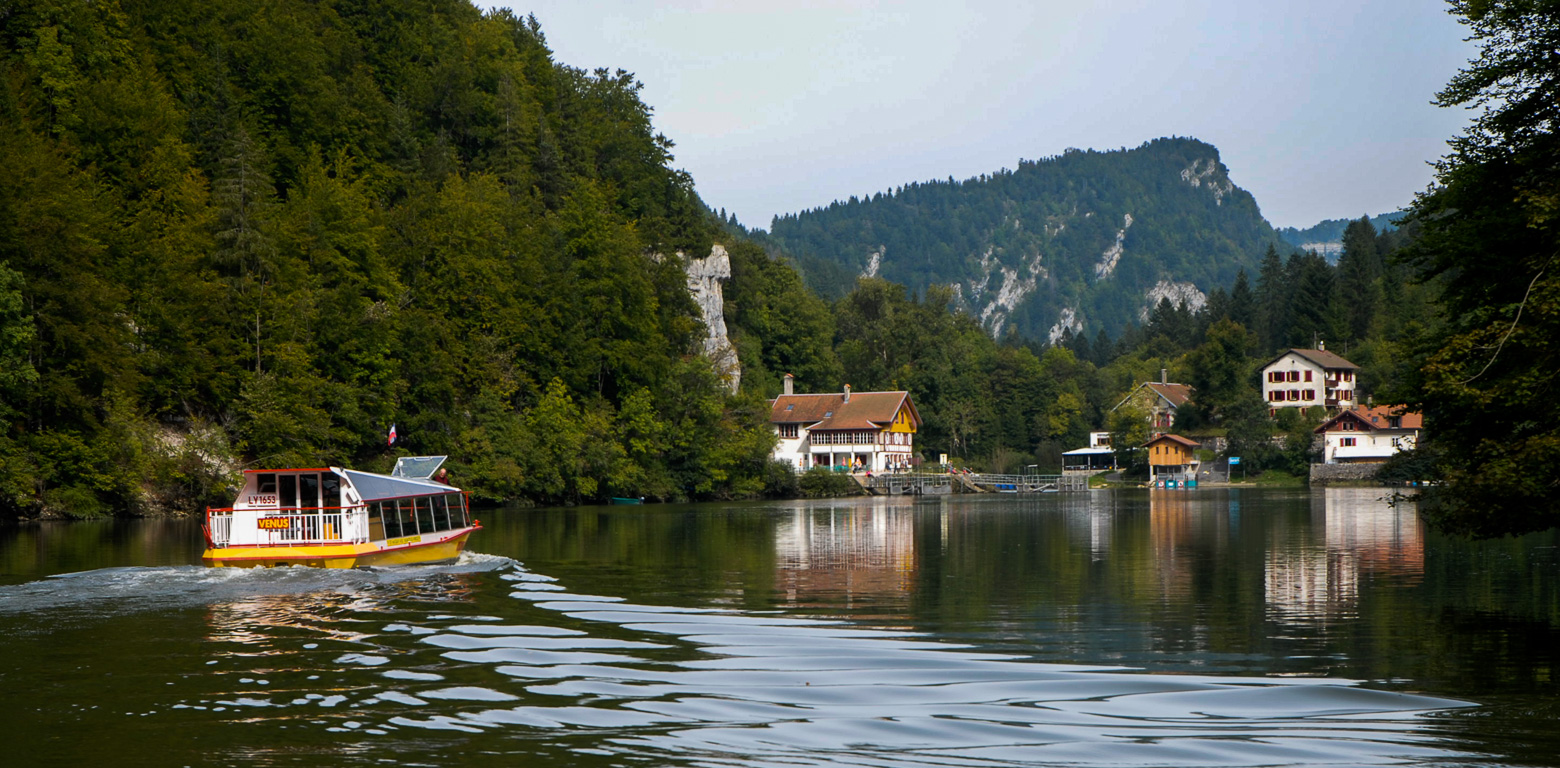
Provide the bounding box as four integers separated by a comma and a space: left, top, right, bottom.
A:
1267, 348, 1360, 371
770, 391, 919, 431
1315, 405, 1424, 433
1111, 381, 1196, 412
1145, 382, 1195, 408
1143, 433, 1199, 449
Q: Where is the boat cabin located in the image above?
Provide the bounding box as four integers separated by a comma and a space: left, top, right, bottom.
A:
207, 458, 471, 551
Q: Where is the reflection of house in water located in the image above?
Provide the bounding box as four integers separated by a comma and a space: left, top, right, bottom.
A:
774, 500, 918, 606
1148, 489, 1206, 599
1264, 488, 1425, 625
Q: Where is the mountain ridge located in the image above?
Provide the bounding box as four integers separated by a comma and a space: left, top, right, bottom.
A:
756, 137, 1284, 343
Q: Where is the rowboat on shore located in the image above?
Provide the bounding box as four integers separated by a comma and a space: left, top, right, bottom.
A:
202, 456, 480, 568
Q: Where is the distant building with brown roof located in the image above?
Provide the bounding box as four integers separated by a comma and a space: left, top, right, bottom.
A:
1111, 369, 1194, 433
1261, 342, 1360, 415
1314, 405, 1423, 464
770, 374, 921, 473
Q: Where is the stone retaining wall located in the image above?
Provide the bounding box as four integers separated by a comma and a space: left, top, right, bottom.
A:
1309, 463, 1382, 485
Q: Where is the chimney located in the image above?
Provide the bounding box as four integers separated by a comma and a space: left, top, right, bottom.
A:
1318, 339, 1326, 351
1160, 368, 1168, 385
783, 373, 794, 396
843, 384, 851, 403
1367, 393, 1373, 407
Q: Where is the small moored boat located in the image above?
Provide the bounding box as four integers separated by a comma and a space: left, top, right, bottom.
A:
203, 456, 480, 568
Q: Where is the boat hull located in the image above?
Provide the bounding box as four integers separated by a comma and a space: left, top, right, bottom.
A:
202, 526, 478, 569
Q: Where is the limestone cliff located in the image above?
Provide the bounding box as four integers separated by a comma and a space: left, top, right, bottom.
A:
683, 244, 741, 393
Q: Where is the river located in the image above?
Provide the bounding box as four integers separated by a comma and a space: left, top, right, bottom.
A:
1, 487, 1557, 767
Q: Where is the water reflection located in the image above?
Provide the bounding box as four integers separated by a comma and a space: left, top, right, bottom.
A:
1267, 489, 1425, 626
774, 497, 918, 607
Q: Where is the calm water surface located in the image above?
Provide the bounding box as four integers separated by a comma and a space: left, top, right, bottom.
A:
1, 488, 1558, 767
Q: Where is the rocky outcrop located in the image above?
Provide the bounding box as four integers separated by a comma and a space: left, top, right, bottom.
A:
862, 246, 884, 278
683, 244, 741, 393
1047, 306, 1084, 345
1181, 158, 1235, 206
1140, 280, 1208, 320
1094, 213, 1132, 279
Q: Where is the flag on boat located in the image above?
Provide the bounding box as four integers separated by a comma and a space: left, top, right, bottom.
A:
387, 423, 397, 446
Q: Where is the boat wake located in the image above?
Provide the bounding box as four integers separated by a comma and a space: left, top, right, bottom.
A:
138, 561, 1480, 768
0, 551, 516, 617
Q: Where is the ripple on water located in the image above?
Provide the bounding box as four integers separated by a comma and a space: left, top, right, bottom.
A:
145, 561, 1475, 768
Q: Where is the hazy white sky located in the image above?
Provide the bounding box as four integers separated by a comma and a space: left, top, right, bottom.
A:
491, 1, 1476, 230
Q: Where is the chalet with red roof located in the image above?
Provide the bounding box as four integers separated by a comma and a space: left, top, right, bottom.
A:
770, 374, 921, 473
1314, 405, 1423, 464
1261, 342, 1359, 415
1111, 369, 1194, 433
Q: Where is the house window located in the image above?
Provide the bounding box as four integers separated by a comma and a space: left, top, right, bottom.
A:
1288, 370, 1300, 382
1289, 389, 1299, 400
1304, 370, 1312, 382
1341, 437, 1357, 447
778, 424, 799, 439
1305, 389, 1315, 400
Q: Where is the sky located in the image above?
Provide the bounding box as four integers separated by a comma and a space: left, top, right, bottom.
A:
489, 1, 1478, 231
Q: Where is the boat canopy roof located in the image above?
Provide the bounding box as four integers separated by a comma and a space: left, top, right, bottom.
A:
392, 455, 446, 479
341, 469, 456, 502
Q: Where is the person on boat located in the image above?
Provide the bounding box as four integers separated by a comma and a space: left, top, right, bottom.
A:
434, 467, 452, 485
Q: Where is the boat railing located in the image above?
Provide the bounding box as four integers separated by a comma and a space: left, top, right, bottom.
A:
206, 505, 371, 548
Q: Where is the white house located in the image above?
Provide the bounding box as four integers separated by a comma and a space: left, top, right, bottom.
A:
1314, 405, 1423, 464
1062, 431, 1117, 473
1260, 343, 1360, 415
770, 374, 921, 473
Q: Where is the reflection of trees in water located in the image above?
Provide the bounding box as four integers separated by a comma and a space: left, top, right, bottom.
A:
1264, 489, 1423, 626
0, 518, 203, 577
774, 499, 917, 607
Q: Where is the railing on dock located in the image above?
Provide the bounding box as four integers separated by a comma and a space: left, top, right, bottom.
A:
863, 472, 1087, 495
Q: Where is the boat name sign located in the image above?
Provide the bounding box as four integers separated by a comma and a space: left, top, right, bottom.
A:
257, 517, 293, 530
246, 494, 278, 506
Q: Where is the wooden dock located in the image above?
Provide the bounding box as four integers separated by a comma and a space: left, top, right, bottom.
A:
862, 472, 1087, 495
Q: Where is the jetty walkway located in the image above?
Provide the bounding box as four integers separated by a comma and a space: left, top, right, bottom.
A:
857, 472, 1088, 496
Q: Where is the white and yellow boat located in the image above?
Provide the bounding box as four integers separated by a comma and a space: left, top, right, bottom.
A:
203, 457, 480, 568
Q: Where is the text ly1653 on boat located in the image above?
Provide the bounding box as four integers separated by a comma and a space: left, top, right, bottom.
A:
202, 456, 480, 568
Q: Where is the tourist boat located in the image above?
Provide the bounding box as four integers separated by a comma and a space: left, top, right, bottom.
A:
202, 456, 480, 568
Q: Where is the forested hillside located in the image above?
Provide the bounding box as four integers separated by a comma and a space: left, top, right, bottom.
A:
1277, 212, 1401, 258
758, 138, 1284, 343
0, 0, 847, 515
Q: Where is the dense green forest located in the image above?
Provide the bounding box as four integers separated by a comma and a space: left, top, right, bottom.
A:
753, 138, 1284, 342
0, 0, 851, 515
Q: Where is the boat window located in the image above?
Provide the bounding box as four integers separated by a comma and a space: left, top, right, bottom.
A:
257, 473, 276, 494
300, 473, 319, 510
416, 497, 435, 534
380, 501, 401, 539
322, 474, 341, 510
431, 495, 450, 531
280, 474, 297, 508
453, 493, 469, 527
399, 498, 418, 535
